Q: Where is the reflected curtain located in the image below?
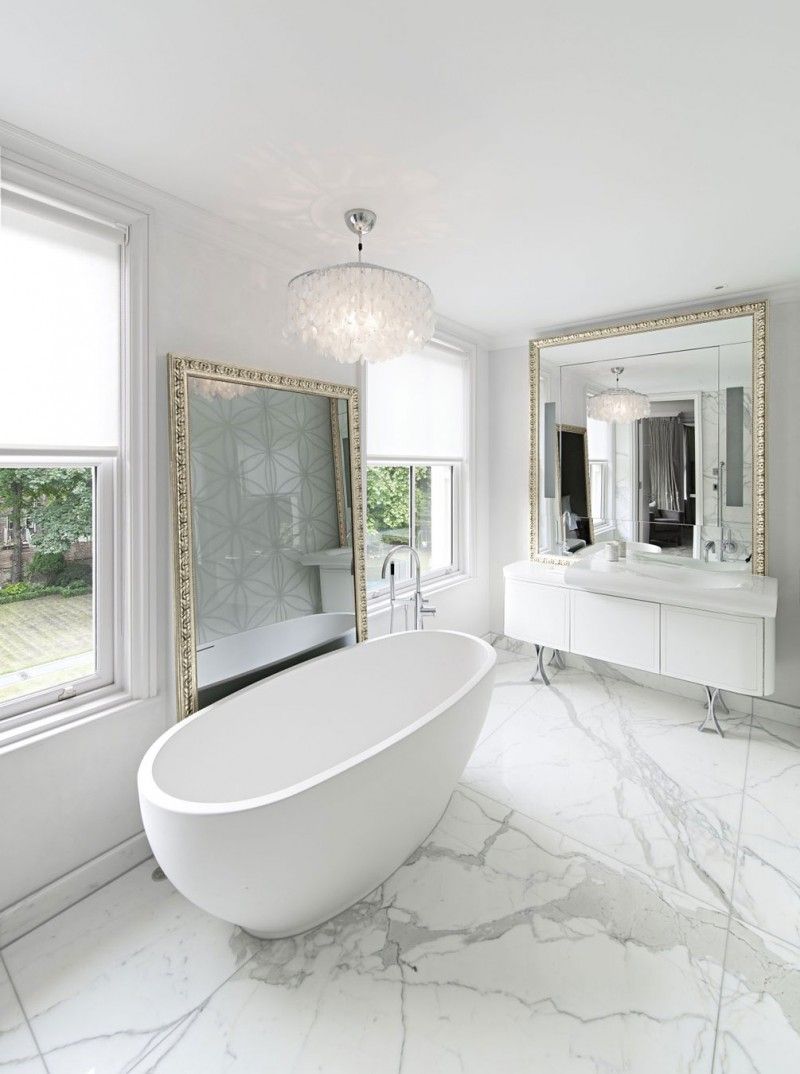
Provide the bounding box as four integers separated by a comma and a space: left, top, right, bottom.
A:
646, 417, 682, 511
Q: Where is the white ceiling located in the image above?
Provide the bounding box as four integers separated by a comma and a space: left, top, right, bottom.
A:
2, 1, 799, 341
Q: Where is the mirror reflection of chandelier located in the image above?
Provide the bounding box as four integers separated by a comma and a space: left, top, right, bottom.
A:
286, 209, 435, 364
190, 377, 248, 401
586, 366, 651, 423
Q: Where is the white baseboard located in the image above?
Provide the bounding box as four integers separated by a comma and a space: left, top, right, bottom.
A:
0, 831, 151, 948
489, 634, 800, 728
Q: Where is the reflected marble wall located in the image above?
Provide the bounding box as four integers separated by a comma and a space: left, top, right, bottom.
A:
701, 388, 752, 561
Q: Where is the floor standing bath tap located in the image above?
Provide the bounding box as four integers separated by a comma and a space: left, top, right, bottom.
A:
381, 544, 437, 632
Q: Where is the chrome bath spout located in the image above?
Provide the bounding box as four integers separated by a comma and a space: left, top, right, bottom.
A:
381, 544, 436, 631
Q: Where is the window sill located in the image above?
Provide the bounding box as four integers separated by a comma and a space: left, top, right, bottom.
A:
0, 688, 162, 753
366, 570, 472, 617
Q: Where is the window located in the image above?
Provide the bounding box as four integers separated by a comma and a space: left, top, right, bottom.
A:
588, 459, 608, 524
586, 408, 616, 533
0, 166, 142, 729
365, 341, 470, 592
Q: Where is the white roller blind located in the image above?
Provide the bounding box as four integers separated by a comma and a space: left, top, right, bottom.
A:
0, 201, 121, 448
367, 344, 467, 458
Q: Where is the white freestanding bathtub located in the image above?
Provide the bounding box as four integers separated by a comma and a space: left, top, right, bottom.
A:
138, 630, 496, 938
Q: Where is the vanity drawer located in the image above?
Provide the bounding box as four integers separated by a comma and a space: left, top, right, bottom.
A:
570, 590, 660, 672
505, 579, 570, 650
660, 605, 763, 695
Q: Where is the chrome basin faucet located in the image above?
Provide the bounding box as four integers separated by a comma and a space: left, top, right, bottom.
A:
381, 544, 437, 631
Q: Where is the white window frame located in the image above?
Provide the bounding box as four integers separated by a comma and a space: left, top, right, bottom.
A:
365, 459, 463, 590
0, 156, 153, 745
585, 385, 617, 536
364, 333, 475, 602
0, 454, 115, 720
588, 458, 610, 529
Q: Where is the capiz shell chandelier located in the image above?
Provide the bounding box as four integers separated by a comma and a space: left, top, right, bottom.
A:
586, 366, 651, 423
286, 209, 435, 364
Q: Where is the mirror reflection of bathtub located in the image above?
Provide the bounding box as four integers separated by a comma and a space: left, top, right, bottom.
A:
196, 612, 357, 707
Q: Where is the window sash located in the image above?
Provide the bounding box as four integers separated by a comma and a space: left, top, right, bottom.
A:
0, 454, 116, 724
366, 459, 463, 600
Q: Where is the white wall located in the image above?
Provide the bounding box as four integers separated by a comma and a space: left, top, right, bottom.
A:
488, 295, 800, 711
488, 344, 531, 631
0, 147, 491, 916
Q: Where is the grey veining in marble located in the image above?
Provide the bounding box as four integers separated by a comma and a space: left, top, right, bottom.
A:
0, 960, 46, 1073
2, 863, 261, 1074
463, 665, 748, 910
126, 788, 729, 1073
3, 657, 799, 1073
729, 716, 800, 947
714, 918, 800, 1072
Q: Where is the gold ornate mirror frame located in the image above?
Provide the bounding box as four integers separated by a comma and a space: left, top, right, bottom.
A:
529, 301, 768, 573
168, 354, 368, 720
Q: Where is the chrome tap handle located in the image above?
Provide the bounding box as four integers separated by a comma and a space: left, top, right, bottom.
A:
419, 597, 436, 629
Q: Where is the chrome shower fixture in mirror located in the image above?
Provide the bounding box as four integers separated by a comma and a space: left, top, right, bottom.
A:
529, 302, 767, 573
168, 355, 367, 719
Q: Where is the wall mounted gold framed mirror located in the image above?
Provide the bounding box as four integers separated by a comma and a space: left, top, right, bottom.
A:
169, 355, 367, 720
529, 302, 767, 573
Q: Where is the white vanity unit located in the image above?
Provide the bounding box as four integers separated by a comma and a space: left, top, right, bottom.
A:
504, 553, 777, 734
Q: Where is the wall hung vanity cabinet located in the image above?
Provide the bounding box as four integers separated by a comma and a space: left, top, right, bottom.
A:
520, 300, 775, 735
503, 559, 777, 734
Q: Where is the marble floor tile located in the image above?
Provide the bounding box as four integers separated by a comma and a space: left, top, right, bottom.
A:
462, 669, 748, 909
713, 919, 800, 1073
0, 960, 46, 1073
492, 646, 524, 664
2, 861, 262, 1074
477, 660, 544, 744
7, 665, 799, 1074
128, 787, 728, 1074
728, 717, 800, 947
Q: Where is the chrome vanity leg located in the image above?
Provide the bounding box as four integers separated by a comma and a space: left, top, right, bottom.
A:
699, 686, 725, 737
530, 644, 551, 687
716, 691, 730, 715
549, 649, 566, 670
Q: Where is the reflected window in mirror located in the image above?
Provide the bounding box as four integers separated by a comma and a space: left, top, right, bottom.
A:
365, 340, 471, 594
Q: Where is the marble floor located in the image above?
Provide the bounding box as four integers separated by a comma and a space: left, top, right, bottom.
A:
2, 651, 799, 1073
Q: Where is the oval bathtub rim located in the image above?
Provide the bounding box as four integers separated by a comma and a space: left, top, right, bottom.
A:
138, 629, 497, 818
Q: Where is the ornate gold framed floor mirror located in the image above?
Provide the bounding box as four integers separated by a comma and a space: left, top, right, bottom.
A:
529, 302, 767, 573
169, 355, 368, 719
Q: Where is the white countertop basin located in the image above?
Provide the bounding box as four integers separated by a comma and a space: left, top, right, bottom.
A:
504, 556, 778, 618
626, 559, 746, 589
566, 554, 777, 617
